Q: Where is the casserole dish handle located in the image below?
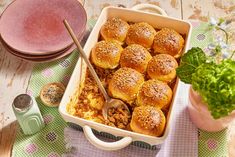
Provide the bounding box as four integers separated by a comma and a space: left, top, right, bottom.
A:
131, 3, 167, 16
83, 125, 132, 150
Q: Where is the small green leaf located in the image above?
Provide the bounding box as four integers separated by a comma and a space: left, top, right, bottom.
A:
218, 18, 225, 25
176, 47, 206, 84
215, 45, 222, 54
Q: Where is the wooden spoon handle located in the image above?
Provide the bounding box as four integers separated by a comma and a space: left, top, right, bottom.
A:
63, 19, 110, 101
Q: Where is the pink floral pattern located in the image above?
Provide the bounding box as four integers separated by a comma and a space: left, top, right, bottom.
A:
24, 143, 38, 155
190, 21, 200, 27
42, 68, 54, 78
207, 138, 218, 150
43, 114, 54, 124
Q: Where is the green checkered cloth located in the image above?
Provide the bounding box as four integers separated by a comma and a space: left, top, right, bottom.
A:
12, 51, 78, 157
12, 21, 228, 157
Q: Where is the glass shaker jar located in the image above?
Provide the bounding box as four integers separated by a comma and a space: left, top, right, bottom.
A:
12, 94, 45, 135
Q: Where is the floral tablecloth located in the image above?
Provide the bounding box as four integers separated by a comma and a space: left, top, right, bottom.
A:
12, 20, 228, 157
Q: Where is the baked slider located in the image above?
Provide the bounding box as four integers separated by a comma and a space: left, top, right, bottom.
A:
126, 22, 157, 48
100, 17, 130, 44
108, 67, 144, 104
120, 44, 152, 73
137, 79, 173, 109
147, 54, 178, 83
152, 28, 184, 58
130, 106, 166, 137
91, 40, 123, 69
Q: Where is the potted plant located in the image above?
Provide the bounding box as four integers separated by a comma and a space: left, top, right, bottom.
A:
176, 46, 235, 132
177, 48, 235, 132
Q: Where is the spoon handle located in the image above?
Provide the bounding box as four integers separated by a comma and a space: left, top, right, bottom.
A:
63, 20, 111, 101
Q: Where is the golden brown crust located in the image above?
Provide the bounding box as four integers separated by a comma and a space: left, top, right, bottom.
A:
100, 17, 130, 44
108, 67, 144, 104
67, 19, 185, 134
91, 40, 123, 69
40, 82, 65, 107
126, 22, 157, 48
120, 44, 152, 73
153, 28, 184, 58
147, 54, 178, 83
130, 106, 166, 136
137, 79, 173, 109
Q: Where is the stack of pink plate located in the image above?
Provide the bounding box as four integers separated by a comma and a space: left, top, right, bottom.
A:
0, 0, 87, 62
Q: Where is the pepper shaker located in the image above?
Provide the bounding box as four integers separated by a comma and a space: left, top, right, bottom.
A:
12, 94, 45, 135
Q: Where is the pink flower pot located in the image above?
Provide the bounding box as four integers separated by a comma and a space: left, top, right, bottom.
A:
188, 86, 235, 132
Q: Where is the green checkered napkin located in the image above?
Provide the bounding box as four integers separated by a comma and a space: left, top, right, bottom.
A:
12, 21, 228, 157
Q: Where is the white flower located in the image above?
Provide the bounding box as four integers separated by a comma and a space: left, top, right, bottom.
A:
208, 43, 216, 50
206, 17, 233, 61
207, 42, 229, 57
219, 41, 227, 49
216, 36, 223, 42
215, 37, 228, 48
209, 17, 217, 26
222, 51, 230, 59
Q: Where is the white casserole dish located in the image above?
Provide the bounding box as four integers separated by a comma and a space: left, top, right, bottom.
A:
59, 4, 192, 151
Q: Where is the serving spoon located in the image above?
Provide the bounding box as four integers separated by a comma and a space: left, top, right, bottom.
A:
63, 20, 130, 120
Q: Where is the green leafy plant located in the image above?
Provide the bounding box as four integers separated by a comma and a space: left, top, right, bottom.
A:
176, 47, 235, 119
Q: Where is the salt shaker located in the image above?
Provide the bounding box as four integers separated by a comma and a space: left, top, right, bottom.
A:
12, 94, 45, 135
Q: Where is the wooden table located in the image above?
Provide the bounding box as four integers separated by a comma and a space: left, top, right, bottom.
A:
0, 0, 234, 156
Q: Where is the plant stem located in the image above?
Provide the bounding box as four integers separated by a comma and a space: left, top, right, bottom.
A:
230, 50, 235, 59
218, 27, 229, 44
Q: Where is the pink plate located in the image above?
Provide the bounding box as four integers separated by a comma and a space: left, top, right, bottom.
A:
0, 35, 79, 62
0, 0, 86, 55
0, 27, 85, 59
3, 40, 77, 63
2, 39, 73, 59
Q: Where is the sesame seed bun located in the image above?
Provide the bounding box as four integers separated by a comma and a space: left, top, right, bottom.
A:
137, 79, 173, 109
153, 28, 184, 58
147, 54, 178, 83
120, 44, 152, 73
100, 17, 130, 44
91, 40, 123, 69
126, 22, 156, 48
108, 67, 144, 104
130, 106, 166, 137
40, 82, 65, 107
